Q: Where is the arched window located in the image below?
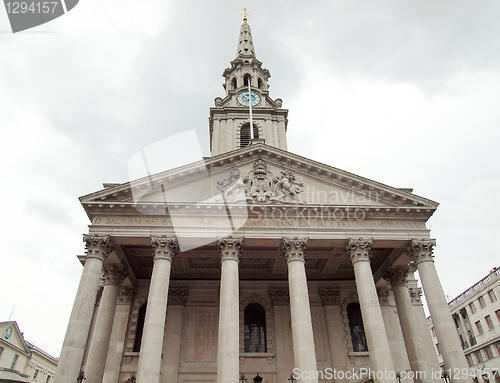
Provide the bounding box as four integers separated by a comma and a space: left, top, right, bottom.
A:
239, 124, 259, 148
244, 303, 267, 353
347, 302, 368, 352
243, 74, 251, 87
133, 303, 147, 352
231, 77, 237, 90
258, 78, 263, 90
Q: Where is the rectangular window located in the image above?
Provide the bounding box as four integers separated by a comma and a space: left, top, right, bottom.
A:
476, 350, 483, 363
476, 320, 484, 335
488, 289, 497, 302
496, 309, 500, 324
485, 346, 493, 360
46, 376, 51, 383
485, 315, 494, 330
33, 369, 39, 380
479, 295, 487, 309
466, 354, 474, 367
11, 354, 18, 369
470, 302, 477, 314
431, 327, 436, 337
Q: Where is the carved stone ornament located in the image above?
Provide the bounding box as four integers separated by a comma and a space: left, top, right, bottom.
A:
408, 239, 436, 265
151, 235, 179, 262
242, 159, 305, 204
117, 287, 136, 305
346, 238, 373, 265
217, 236, 243, 261
83, 234, 113, 262
319, 288, 340, 306
168, 287, 189, 306
377, 287, 391, 306
383, 266, 409, 288
281, 237, 308, 262
409, 287, 423, 306
269, 288, 290, 306
103, 264, 126, 286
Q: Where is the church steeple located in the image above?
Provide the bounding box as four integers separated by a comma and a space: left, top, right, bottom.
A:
209, 17, 288, 156
236, 17, 255, 58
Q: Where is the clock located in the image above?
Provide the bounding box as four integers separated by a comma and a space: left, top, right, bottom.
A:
237, 91, 261, 106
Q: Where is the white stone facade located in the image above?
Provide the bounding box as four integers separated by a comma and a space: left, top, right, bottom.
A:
53, 19, 470, 383
0, 321, 58, 383
428, 268, 500, 382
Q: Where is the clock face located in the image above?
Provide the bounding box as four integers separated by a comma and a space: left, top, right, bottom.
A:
237, 91, 261, 106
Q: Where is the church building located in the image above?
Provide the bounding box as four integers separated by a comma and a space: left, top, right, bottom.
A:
53, 15, 469, 383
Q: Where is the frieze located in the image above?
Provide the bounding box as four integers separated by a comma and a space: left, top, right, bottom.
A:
92, 216, 427, 230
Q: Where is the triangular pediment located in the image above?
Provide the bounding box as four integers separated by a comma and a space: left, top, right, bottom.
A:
0, 321, 29, 355
80, 144, 437, 219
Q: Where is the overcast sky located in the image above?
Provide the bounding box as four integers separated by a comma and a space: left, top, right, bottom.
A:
1, 1, 499, 358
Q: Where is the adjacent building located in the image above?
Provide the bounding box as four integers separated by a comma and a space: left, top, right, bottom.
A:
54, 16, 469, 383
428, 267, 500, 382
0, 321, 58, 383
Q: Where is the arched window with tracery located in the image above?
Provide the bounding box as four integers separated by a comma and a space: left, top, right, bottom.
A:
347, 302, 368, 352
244, 303, 267, 353
133, 303, 147, 352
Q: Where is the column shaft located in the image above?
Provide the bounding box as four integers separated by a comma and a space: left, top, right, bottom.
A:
384, 267, 432, 383
347, 239, 394, 383
54, 235, 112, 383
216, 236, 242, 383
137, 236, 177, 383
410, 240, 469, 383
102, 288, 135, 383
282, 237, 318, 383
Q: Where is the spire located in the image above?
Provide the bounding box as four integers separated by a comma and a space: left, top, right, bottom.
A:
236, 12, 255, 58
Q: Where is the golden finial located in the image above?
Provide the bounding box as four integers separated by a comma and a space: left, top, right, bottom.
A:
238, 8, 251, 23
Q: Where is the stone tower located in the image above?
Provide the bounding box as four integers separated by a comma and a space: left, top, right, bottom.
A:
209, 18, 288, 155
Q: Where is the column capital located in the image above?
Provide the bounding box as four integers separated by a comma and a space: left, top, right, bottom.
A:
83, 234, 113, 262
103, 264, 126, 286
269, 288, 290, 306
319, 288, 340, 306
217, 236, 243, 261
408, 239, 436, 264
151, 235, 178, 261
346, 238, 373, 265
383, 266, 409, 288
281, 237, 308, 263
168, 287, 189, 306
377, 287, 391, 306
117, 287, 136, 305
408, 287, 423, 306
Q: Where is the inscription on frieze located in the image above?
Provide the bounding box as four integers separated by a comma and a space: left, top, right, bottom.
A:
92, 216, 426, 230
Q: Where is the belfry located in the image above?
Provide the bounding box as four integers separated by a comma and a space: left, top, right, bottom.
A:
54, 14, 469, 383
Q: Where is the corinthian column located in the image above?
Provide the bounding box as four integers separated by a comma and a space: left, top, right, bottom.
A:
54, 235, 113, 383
346, 239, 394, 383
383, 266, 431, 383
408, 239, 469, 382
282, 237, 318, 383
217, 236, 243, 383
85, 264, 126, 383
136, 236, 178, 383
